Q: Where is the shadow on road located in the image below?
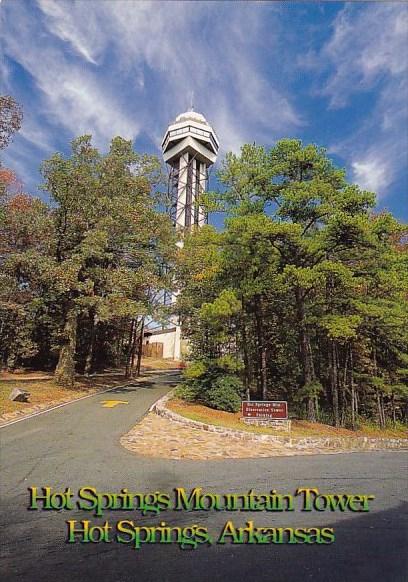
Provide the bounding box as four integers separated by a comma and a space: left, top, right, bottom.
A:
108, 386, 141, 393
2, 498, 407, 582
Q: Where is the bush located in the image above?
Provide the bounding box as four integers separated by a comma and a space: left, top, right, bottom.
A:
177, 358, 244, 412
204, 375, 243, 412
174, 383, 201, 402
183, 360, 207, 380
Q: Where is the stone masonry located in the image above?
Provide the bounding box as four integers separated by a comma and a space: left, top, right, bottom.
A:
120, 392, 408, 460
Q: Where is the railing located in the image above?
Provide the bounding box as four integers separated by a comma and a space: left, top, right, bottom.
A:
162, 124, 219, 152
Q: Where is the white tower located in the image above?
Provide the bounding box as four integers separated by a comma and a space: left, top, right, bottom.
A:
145, 110, 219, 361
162, 109, 219, 230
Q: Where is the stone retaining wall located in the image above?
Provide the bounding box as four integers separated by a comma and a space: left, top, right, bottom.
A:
151, 393, 408, 452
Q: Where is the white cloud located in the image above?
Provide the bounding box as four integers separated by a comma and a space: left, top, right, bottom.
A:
2, 0, 301, 162
4, 0, 405, 207
322, 4, 408, 108
352, 156, 390, 194
319, 4, 408, 198
2, 2, 141, 149
38, 0, 101, 65
19, 120, 54, 152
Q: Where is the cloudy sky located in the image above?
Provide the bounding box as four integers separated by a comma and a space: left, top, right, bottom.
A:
1, 1, 407, 221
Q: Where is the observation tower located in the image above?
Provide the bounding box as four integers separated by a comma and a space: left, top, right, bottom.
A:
143, 109, 219, 360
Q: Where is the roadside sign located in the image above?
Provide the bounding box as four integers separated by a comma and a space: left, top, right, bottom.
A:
242, 400, 288, 420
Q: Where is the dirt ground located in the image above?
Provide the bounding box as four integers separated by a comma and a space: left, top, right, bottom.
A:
0, 357, 181, 415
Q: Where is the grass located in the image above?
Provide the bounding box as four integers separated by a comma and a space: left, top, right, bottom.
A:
167, 398, 408, 439
0, 357, 181, 415
141, 357, 183, 371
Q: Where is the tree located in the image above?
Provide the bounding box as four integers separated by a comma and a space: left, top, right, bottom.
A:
41, 135, 175, 385
177, 140, 408, 427
0, 193, 53, 369
0, 96, 23, 204
1, 135, 175, 385
0, 96, 23, 150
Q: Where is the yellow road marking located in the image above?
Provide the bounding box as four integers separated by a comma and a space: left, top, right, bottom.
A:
100, 400, 129, 408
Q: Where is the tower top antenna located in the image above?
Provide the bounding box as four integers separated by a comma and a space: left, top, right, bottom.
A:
189, 90, 194, 111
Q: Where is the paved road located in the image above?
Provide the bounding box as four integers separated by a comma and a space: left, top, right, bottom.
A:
1, 371, 407, 582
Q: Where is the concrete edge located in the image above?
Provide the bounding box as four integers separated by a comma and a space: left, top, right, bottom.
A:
150, 393, 408, 452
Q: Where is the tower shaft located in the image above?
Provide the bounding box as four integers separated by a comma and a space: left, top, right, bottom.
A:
169, 153, 208, 229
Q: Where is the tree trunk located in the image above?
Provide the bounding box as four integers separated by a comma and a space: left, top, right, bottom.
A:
339, 344, 347, 426
381, 394, 386, 427
296, 288, 316, 421
118, 327, 126, 367
115, 333, 122, 368
242, 318, 251, 401
55, 304, 77, 387
254, 296, 267, 400
130, 322, 138, 376
372, 345, 385, 428
84, 311, 98, 375
307, 338, 317, 422
349, 344, 356, 430
135, 318, 144, 377
330, 340, 340, 427
377, 392, 385, 429
307, 398, 316, 422
391, 393, 396, 424
125, 319, 136, 378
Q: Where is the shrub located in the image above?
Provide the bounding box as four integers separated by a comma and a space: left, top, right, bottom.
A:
183, 360, 207, 380
177, 358, 244, 412
204, 375, 243, 412
174, 382, 201, 402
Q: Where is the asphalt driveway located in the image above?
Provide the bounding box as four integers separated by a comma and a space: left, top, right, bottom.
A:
1, 371, 407, 582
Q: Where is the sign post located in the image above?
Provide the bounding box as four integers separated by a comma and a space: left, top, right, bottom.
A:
241, 401, 290, 432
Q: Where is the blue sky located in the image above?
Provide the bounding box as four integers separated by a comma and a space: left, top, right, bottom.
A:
1, 1, 407, 222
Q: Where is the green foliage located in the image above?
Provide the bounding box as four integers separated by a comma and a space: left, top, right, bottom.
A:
294, 380, 324, 402
183, 360, 207, 380
216, 354, 244, 373
0, 134, 175, 382
178, 357, 243, 412
200, 289, 241, 322
178, 372, 243, 413
177, 138, 408, 428
174, 383, 201, 402
319, 315, 362, 341
2, 130, 407, 427
205, 375, 243, 412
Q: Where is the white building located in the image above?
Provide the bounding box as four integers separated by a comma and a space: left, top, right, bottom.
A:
143, 109, 219, 360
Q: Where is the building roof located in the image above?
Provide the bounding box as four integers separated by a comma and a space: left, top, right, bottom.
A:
174, 110, 209, 126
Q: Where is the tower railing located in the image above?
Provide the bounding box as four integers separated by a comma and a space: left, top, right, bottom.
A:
162, 124, 219, 153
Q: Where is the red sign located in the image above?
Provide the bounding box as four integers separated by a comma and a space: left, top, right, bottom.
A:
242, 401, 288, 420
